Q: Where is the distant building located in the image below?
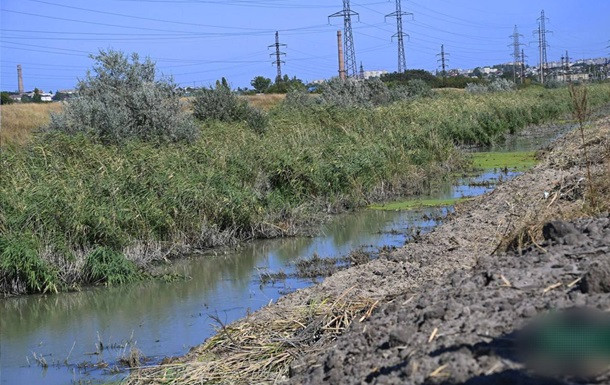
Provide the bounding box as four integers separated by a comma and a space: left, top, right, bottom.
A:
25, 90, 53, 102
362, 70, 388, 79
555, 73, 590, 82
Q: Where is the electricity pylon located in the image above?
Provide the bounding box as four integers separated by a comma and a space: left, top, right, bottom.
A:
385, 0, 413, 73
329, 1, 359, 78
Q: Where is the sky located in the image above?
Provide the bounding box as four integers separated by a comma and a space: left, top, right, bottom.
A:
1, 0, 609, 92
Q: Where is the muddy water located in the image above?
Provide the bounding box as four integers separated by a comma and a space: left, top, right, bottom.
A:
0, 123, 564, 385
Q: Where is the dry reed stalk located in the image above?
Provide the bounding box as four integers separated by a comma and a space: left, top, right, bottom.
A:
125, 294, 379, 385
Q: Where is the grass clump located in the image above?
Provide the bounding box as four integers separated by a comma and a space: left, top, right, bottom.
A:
470, 151, 538, 171
46, 49, 198, 144
84, 247, 140, 286
0, 235, 59, 294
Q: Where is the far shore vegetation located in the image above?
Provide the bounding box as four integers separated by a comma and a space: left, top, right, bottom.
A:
2, 49, 609, 296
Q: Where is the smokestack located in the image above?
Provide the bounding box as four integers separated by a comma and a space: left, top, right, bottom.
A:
17, 64, 24, 94
337, 30, 346, 80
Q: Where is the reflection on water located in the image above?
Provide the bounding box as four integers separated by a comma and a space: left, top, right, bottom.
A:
0, 166, 518, 385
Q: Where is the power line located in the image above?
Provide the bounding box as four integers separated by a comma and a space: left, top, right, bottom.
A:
385, 0, 413, 73
329, 1, 359, 78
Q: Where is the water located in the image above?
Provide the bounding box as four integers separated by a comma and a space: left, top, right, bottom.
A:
2, 120, 562, 385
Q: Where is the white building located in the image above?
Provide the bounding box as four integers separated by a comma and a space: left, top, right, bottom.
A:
362, 70, 388, 79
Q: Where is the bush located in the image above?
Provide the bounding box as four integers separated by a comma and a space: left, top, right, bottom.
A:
544, 79, 565, 89
283, 89, 316, 109
378, 80, 433, 104
318, 78, 392, 107
47, 49, 198, 144
466, 79, 515, 94
1, 92, 14, 105
193, 82, 268, 133
84, 247, 139, 286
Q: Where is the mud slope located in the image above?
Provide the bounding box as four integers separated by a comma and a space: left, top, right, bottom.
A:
127, 117, 609, 385
290, 117, 610, 384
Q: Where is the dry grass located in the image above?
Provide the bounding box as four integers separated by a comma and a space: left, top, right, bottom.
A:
500, 117, 610, 253
0, 103, 62, 147
126, 290, 381, 384
241, 94, 286, 111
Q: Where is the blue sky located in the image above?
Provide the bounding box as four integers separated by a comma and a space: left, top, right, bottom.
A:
1, 0, 608, 92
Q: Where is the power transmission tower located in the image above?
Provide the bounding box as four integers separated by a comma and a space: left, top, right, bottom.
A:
269, 31, 286, 83
385, 0, 413, 73
509, 25, 524, 84
359, 62, 365, 79
564, 50, 571, 82
329, 1, 359, 78
520, 49, 527, 83
437, 44, 449, 83
534, 10, 551, 84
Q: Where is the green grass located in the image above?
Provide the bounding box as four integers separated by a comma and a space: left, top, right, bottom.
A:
2, 83, 609, 295
370, 197, 470, 211
471, 151, 538, 171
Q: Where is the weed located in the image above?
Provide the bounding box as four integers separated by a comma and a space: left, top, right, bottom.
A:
569, 84, 596, 208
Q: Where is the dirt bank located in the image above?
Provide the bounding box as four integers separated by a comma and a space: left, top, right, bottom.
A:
126, 116, 609, 385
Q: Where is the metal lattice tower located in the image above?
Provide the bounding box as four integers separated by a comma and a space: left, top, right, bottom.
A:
437, 44, 449, 81
534, 10, 551, 84
564, 50, 571, 82
520, 49, 528, 83
329, 1, 359, 78
385, 0, 412, 73
269, 31, 286, 83
509, 25, 524, 84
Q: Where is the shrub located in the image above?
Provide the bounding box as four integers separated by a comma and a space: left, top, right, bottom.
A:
193, 82, 268, 133
390, 79, 433, 101
84, 247, 139, 286
47, 49, 198, 144
544, 79, 565, 89
466, 79, 515, 94
318, 77, 391, 107
283, 89, 316, 109
1, 92, 14, 105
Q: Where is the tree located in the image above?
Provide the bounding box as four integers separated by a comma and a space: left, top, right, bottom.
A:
32, 88, 42, 103
1, 92, 14, 105
250, 76, 271, 93
267, 75, 307, 93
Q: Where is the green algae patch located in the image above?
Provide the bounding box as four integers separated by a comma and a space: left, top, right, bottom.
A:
370, 197, 470, 211
471, 151, 537, 171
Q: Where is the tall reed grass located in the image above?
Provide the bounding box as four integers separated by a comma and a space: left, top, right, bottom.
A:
2, 83, 609, 295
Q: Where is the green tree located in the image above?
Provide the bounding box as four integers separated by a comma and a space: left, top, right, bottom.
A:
1, 92, 14, 105
32, 88, 42, 103
250, 76, 271, 93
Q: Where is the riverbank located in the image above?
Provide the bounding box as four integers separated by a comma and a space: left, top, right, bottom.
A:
125, 113, 610, 384
2, 84, 610, 296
